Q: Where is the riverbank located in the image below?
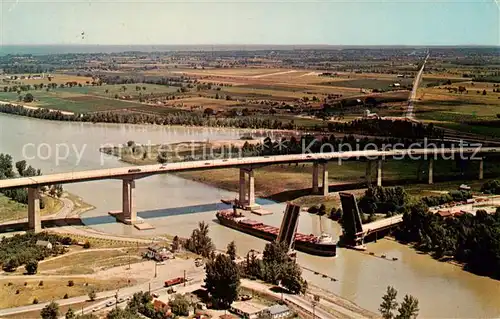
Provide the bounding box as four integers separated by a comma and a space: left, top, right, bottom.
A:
0, 192, 94, 225
0, 194, 63, 223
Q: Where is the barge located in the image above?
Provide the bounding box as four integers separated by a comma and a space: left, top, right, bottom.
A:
216, 210, 337, 257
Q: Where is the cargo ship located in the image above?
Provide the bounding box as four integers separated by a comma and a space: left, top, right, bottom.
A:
216, 210, 337, 257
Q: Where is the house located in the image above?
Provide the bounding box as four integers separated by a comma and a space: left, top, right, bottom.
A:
145, 244, 173, 261
264, 304, 292, 319
230, 301, 268, 319
35, 240, 52, 249
153, 299, 171, 315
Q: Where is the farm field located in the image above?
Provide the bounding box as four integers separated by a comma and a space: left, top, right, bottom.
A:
415, 81, 500, 136
322, 78, 414, 90
0, 88, 148, 113
63, 83, 179, 97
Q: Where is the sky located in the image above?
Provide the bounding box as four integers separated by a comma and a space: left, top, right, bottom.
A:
0, 0, 498, 46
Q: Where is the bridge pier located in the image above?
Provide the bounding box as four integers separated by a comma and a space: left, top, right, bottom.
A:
122, 179, 137, 224
322, 162, 329, 196
28, 187, 41, 232
376, 160, 382, 187
312, 162, 319, 194
479, 158, 484, 180
366, 161, 372, 187
238, 168, 259, 209
428, 158, 434, 185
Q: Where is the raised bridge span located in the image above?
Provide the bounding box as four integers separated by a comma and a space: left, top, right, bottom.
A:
0, 147, 496, 232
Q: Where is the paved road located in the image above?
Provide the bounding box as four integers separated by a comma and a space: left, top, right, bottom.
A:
406, 53, 429, 118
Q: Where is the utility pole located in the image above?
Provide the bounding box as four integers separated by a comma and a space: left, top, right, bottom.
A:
115, 289, 119, 309
155, 262, 157, 278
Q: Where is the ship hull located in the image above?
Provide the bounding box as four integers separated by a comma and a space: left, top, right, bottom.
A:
217, 214, 336, 257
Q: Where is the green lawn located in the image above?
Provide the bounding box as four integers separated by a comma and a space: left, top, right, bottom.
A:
63, 83, 179, 97
0, 90, 146, 113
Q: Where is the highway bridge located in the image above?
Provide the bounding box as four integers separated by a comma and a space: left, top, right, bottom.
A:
0, 147, 496, 232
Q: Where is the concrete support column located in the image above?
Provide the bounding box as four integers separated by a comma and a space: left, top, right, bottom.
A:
239, 169, 246, 206
247, 169, 255, 207
479, 158, 484, 180
122, 179, 136, 224
28, 187, 41, 232
322, 162, 329, 196
428, 158, 434, 185
312, 162, 319, 194
366, 161, 372, 187
377, 160, 382, 187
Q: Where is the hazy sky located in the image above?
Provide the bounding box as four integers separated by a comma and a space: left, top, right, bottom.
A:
0, 0, 498, 46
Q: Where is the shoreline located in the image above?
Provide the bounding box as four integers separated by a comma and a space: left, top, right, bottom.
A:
0, 104, 305, 135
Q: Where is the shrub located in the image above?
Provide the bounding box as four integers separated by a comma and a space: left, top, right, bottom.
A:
68, 280, 74, 287
25, 259, 38, 275
83, 241, 91, 249
63, 293, 69, 299
15, 289, 20, 294
33, 298, 39, 304
39, 280, 44, 286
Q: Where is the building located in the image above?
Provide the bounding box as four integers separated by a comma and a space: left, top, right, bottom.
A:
145, 244, 173, 261
35, 240, 52, 249
230, 301, 268, 319
264, 304, 292, 319
153, 299, 172, 315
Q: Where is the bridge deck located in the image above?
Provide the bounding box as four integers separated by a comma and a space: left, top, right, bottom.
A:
0, 147, 494, 189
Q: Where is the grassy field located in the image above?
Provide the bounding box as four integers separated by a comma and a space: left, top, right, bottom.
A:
36, 249, 143, 275
176, 158, 494, 199
415, 81, 500, 137
0, 90, 146, 113
0, 277, 133, 308
0, 194, 63, 223
63, 83, 179, 97
323, 78, 414, 90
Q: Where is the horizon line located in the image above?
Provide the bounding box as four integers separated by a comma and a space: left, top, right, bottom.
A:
1, 43, 498, 48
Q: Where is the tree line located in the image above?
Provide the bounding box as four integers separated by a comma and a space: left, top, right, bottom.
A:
396, 188, 500, 278
0, 153, 63, 206
0, 103, 296, 130
324, 119, 444, 139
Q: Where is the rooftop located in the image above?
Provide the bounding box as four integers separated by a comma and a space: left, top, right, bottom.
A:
231, 301, 268, 314
266, 304, 290, 315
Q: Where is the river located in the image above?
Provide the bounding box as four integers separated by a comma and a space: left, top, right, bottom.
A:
2, 113, 500, 318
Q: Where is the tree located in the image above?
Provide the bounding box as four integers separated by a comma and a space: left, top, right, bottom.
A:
262, 241, 289, 284
40, 301, 59, 319
280, 261, 307, 294
168, 294, 190, 316
88, 289, 97, 301
65, 307, 75, 319
396, 295, 419, 319
23, 93, 34, 103
15, 160, 27, 176
227, 241, 236, 260
379, 286, 398, 319
184, 222, 215, 257
171, 236, 180, 252
204, 108, 215, 117
204, 254, 240, 308
483, 89, 487, 95
25, 259, 38, 275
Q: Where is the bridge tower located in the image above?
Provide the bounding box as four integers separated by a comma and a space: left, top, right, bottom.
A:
277, 203, 301, 251
121, 179, 137, 224
339, 192, 364, 247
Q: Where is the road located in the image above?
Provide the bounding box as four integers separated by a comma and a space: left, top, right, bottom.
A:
406, 52, 429, 118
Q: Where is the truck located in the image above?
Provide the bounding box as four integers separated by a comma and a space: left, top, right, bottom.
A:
164, 277, 184, 287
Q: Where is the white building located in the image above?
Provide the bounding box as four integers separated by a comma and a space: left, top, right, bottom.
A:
264, 304, 292, 319
35, 240, 53, 249
230, 301, 268, 319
